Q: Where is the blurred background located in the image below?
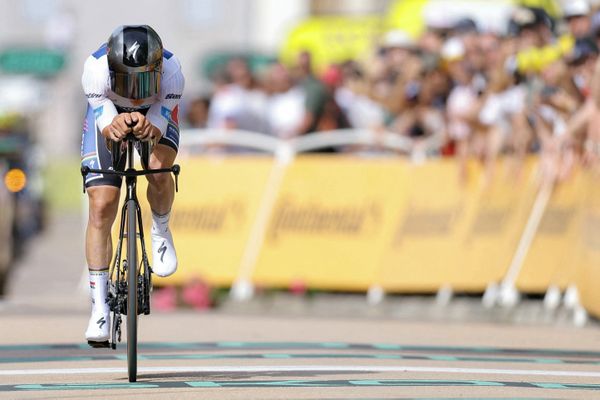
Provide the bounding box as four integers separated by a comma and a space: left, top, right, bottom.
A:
1, 0, 600, 325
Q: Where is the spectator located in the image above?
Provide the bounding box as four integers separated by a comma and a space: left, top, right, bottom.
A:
564, 0, 592, 40
443, 37, 482, 181
264, 63, 305, 139
317, 64, 350, 132
185, 96, 210, 129
335, 61, 386, 130
207, 57, 267, 133
292, 51, 329, 135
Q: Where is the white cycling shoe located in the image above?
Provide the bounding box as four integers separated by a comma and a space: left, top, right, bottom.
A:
151, 226, 178, 277
85, 311, 110, 343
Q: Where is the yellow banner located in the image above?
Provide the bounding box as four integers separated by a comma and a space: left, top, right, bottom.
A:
378, 159, 539, 292
516, 169, 585, 293
252, 156, 410, 291
109, 153, 600, 312
280, 16, 383, 73
116, 157, 274, 286
575, 169, 600, 319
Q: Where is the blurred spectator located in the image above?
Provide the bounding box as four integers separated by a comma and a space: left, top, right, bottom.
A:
317, 65, 350, 132
444, 37, 482, 180
207, 57, 267, 132
479, 58, 530, 170
292, 51, 329, 135
264, 63, 305, 139
564, 0, 592, 40
335, 61, 386, 129
185, 96, 211, 129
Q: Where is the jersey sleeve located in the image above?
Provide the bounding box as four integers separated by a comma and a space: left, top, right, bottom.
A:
146, 58, 185, 136
81, 56, 118, 132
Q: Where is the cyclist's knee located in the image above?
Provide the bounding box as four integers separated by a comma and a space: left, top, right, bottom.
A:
146, 171, 172, 188
147, 146, 176, 188
87, 186, 120, 228
149, 144, 176, 170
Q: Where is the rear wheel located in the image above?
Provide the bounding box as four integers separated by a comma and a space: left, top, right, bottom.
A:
126, 200, 138, 382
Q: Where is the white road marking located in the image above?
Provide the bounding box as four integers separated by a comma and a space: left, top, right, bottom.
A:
1, 365, 600, 378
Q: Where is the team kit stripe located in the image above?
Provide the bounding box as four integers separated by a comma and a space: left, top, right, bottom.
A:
92, 43, 107, 59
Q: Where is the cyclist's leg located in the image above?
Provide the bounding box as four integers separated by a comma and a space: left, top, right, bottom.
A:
81, 105, 122, 342
86, 186, 120, 268
146, 118, 179, 277
84, 185, 119, 342
146, 144, 176, 215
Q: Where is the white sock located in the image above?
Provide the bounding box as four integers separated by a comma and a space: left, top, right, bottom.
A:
89, 269, 109, 314
152, 211, 171, 234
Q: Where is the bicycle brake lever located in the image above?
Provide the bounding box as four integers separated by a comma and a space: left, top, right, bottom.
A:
172, 164, 180, 193
81, 166, 90, 193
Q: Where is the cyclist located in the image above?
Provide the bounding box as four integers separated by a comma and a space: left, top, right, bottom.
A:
81, 25, 184, 344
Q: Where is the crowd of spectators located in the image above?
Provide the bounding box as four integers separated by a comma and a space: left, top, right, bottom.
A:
184, 0, 600, 182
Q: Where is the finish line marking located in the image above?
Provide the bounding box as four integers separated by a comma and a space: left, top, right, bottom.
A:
3, 365, 600, 378
2, 341, 600, 358
1, 352, 599, 365
3, 379, 600, 392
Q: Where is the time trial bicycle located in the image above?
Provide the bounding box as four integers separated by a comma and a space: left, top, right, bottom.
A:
81, 133, 180, 382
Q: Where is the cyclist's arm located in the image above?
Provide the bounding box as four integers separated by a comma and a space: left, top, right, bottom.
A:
145, 58, 185, 139
82, 56, 129, 141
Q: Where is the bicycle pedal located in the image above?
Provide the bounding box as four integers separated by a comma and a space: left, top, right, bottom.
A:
87, 340, 110, 349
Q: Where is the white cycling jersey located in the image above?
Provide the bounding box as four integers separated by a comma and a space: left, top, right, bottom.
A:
81, 43, 184, 139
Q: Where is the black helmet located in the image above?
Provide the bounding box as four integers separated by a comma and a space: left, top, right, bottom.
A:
107, 25, 163, 99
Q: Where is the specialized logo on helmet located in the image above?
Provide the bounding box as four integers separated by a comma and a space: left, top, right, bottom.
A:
126, 41, 141, 63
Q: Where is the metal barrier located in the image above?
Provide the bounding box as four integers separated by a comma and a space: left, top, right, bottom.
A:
179, 128, 428, 159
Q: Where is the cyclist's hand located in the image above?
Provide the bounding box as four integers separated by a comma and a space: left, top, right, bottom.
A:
130, 112, 156, 142
106, 114, 132, 141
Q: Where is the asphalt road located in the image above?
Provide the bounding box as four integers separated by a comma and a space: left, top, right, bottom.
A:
1, 212, 599, 399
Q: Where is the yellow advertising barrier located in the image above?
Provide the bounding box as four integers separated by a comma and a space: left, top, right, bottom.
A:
252, 156, 411, 291
575, 169, 600, 319
124, 157, 273, 286
116, 153, 600, 313
378, 159, 539, 293
515, 169, 585, 293
251, 157, 542, 293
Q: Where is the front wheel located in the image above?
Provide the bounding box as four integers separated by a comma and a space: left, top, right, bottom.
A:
126, 199, 138, 382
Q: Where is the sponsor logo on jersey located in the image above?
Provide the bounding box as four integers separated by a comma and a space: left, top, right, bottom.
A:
161, 106, 171, 120
86, 93, 103, 98
165, 93, 182, 99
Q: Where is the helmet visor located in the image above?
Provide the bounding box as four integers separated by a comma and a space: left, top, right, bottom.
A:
110, 70, 161, 100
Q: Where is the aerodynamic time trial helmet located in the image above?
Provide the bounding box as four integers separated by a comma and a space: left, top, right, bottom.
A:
107, 25, 163, 100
